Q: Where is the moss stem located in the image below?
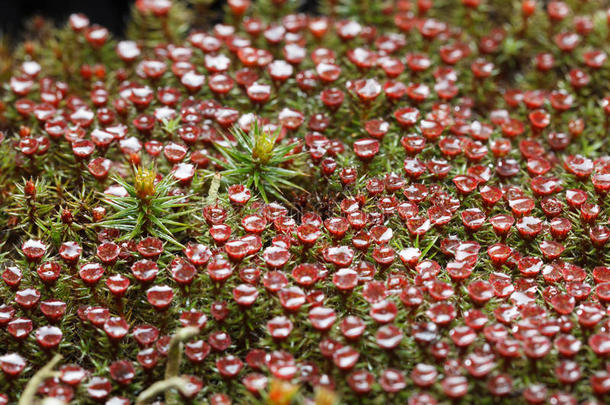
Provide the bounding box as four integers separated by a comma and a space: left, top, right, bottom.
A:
19, 354, 62, 405
164, 326, 199, 405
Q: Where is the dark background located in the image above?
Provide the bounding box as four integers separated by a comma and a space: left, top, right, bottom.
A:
0, 0, 319, 38
0, 0, 134, 36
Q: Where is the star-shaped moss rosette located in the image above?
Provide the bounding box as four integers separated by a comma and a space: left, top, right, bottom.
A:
211, 121, 306, 204
99, 167, 196, 247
